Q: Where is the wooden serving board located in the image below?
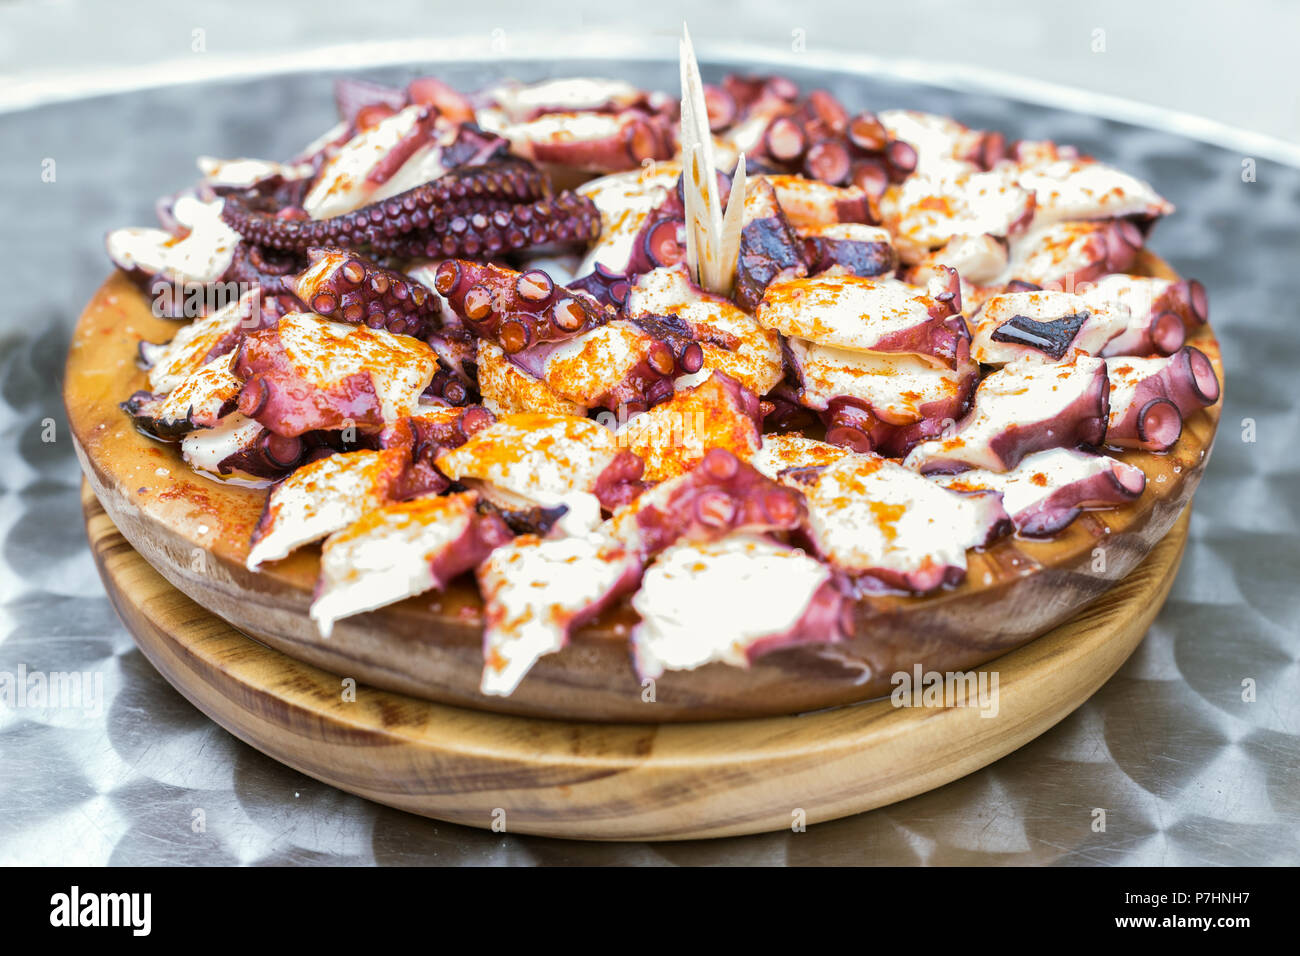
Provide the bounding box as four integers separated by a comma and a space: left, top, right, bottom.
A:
85, 481, 1189, 840
64, 253, 1221, 721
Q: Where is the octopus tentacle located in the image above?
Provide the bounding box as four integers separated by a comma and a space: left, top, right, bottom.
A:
422, 326, 480, 405
433, 259, 612, 353
734, 177, 808, 312
441, 261, 706, 415
803, 230, 898, 278
568, 263, 633, 310
222, 241, 305, 297
904, 357, 1111, 474
935, 448, 1145, 538
822, 400, 883, 454
372, 404, 496, 498
219, 428, 312, 479
716, 82, 918, 196
287, 248, 440, 337
216, 425, 359, 483
233, 313, 438, 437
618, 449, 808, 556
624, 313, 708, 376
374, 190, 601, 259
423, 365, 478, 407
592, 450, 648, 511
220, 159, 553, 252
1105, 348, 1220, 451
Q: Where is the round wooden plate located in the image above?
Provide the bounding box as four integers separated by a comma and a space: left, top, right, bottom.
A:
67, 252, 1221, 721
84, 482, 1189, 840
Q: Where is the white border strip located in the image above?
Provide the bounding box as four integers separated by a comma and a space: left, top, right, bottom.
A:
2, 33, 1296, 167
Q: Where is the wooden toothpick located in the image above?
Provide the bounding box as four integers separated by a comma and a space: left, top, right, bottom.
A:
679, 23, 746, 296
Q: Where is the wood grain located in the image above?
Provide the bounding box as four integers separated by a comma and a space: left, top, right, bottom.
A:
85, 482, 1190, 841
66, 253, 1221, 721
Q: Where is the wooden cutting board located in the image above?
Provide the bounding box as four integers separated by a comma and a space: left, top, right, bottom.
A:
85, 481, 1189, 840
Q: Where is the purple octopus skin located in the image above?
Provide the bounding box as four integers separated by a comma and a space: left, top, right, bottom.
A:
1101, 308, 1186, 358
780, 463, 1011, 595
795, 311, 977, 455
803, 235, 898, 278
787, 269, 963, 369
493, 331, 677, 414
370, 404, 496, 499
1008, 218, 1145, 287
486, 501, 572, 537
909, 361, 1112, 475
830, 189, 878, 225
1090, 219, 1148, 281
595, 350, 681, 414
433, 259, 612, 353
568, 264, 633, 310
624, 173, 743, 279
436, 260, 701, 410
220, 155, 601, 260
331, 76, 477, 133
624, 312, 707, 377
217, 428, 352, 481
592, 450, 649, 511
924, 263, 964, 317
734, 177, 809, 313
332, 73, 481, 137
625, 448, 808, 556
869, 296, 967, 370
762, 384, 822, 434
1173, 279, 1211, 326
1099, 278, 1208, 357
240, 405, 493, 501
423, 363, 479, 408
120, 390, 237, 441
112, 239, 290, 320
333, 78, 409, 129
567, 173, 695, 286
222, 242, 308, 300
988, 372, 1111, 471
1015, 464, 1146, 537
1105, 347, 1220, 451
378, 189, 603, 259
990, 311, 1091, 361
569, 170, 719, 289
820, 357, 981, 459
711, 80, 921, 198
422, 509, 516, 592
220, 154, 538, 248
628, 216, 689, 276
517, 109, 675, 172
820, 400, 881, 454
961, 374, 1108, 474
734, 579, 854, 663
286, 248, 441, 338
423, 329, 480, 404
